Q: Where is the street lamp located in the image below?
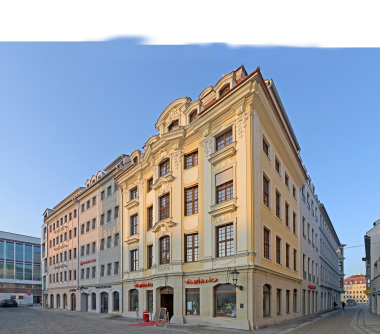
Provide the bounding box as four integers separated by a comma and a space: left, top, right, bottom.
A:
230, 268, 243, 291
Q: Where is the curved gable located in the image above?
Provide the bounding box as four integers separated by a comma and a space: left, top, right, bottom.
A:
155, 97, 191, 133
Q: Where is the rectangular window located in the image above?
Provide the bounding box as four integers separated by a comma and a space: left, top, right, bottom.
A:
114, 206, 119, 219
276, 236, 281, 264
148, 245, 153, 269
293, 212, 297, 235
262, 137, 269, 157
185, 233, 199, 262
184, 151, 198, 169
64, 215, 67, 223
81, 269, 84, 279
69, 270, 72, 281
92, 218, 96, 230
286, 243, 290, 268
101, 191, 105, 200
73, 227, 77, 237
275, 158, 281, 175
60, 235, 62, 243
147, 206, 153, 230
147, 178, 153, 192
263, 175, 270, 207
92, 242, 96, 254
160, 159, 170, 176
276, 191, 281, 218
86, 200, 90, 209
130, 214, 138, 235
74, 209, 77, 218
92, 266, 96, 278
100, 239, 105, 251
69, 249, 72, 260
293, 186, 296, 199
185, 186, 198, 215
114, 233, 119, 247
186, 288, 200, 316
216, 224, 233, 257
285, 202, 289, 227
73, 270, 76, 280
100, 214, 104, 226
293, 249, 297, 271
73, 248, 77, 259
107, 210, 112, 223
100, 265, 105, 277
216, 129, 232, 151
216, 180, 233, 203
81, 246, 84, 257
64, 251, 67, 261
131, 250, 138, 271
285, 173, 289, 188
264, 228, 270, 260
114, 261, 119, 275
86, 221, 90, 232
130, 187, 138, 200
159, 193, 170, 220
293, 290, 297, 312
277, 289, 282, 315
86, 267, 90, 279
92, 196, 96, 206
107, 263, 112, 276
107, 186, 112, 197
286, 290, 290, 313
69, 212, 72, 220
107, 236, 112, 249
81, 224, 84, 235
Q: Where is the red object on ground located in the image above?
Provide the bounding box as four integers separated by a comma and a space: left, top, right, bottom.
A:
142, 311, 150, 322
131, 321, 169, 327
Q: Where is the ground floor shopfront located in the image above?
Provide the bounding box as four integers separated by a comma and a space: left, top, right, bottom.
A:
122, 267, 303, 330
46, 284, 122, 314
301, 282, 319, 315
319, 286, 341, 312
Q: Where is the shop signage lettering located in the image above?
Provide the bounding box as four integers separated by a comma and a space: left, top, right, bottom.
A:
364, 290, 371, 294
185, 277, 218, 284
308, 285, 316, 290
80, 259, 96, 266
95, 285, 111, 289
134, 283, 153, 288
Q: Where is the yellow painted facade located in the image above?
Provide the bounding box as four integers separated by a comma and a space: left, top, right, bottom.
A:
116, 66, 307, 329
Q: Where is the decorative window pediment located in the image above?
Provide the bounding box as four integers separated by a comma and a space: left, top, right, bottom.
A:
209, 198, 237, 217
151, 218, 175, 233
209, 141, 237, 165
125, 197, 139, 209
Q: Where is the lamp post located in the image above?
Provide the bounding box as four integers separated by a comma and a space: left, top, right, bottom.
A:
230, 268, 243, 291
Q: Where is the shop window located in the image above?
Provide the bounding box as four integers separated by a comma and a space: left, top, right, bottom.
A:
215, 284, 236, 318
186, 288, 200, 315
91, 293, 96, 310
263, 284, 271, 317
160, 236, 170, 264
147, 290, 153, 313
113, 291, 120, 311
63, 294, 67, 309
286, 290, 290, 313
129, 289, 139, 311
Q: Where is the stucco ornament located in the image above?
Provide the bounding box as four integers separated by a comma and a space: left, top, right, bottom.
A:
201, 137, 213, 158
216, 213, 232, 223
169, 108, 179, 118
237, 113, 249, 138
215, 158, 232, 172
138, 180, 144, 197
172, 151, 182, 169
158, 181, 171, 195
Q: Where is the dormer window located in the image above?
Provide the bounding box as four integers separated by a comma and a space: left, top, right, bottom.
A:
160, 159, 170, 176
219, 84, 230, 98
168, 120, 179, 132
189, 110, 197, 124
133, 157, 138, 164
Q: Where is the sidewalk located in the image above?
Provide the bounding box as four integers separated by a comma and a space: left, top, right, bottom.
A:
354, 305, 380, 334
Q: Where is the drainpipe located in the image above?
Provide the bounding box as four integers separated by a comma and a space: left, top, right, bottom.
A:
120, 184, 123, 314
76, 197, 80, 310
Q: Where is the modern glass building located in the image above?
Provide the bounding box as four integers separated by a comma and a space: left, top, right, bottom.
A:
0, 231, 42, 304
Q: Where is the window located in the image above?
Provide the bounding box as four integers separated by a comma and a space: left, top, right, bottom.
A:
86, 221, 90, 232
129, 289, 138, 311
81, 224, 84, 235
86, 244, 90, 255
293, 212, 297, 235
107, 263, 112, 276
101, 191, 105, 200
113, 291, 120, 311
293, 249, 297, 271
92, 267, 96, 278
147, 245, 153, 269
73, 227, 77, 237
131, 249, 138, 271
100, 239, 105, 251
186, 288, 200, 315
160, 159, 170, 176
130, 214, 138, 235
263, 228, 270, 260
286, 243, 290, 268
147, 206, 153, 230
64, 215, 67, 223
92, 219, 96, 230
293, 289, 297, 312
263, 175, 270, 207
184, 151, 198, 169
185, 186, 198, 215
277, 289, 282, 315
87, 200, 90, 209
114, 233, 119, 247
189, 110, 197, 123
100, 214, 104, 226
81, 246, 84, 257
215, 284, 236, 317
107, 186, 112, 197
92, 196, 96, 206
107, 236, 112, 249
60, 234, 63, 243
262, 137, 269, 157
81, 269, 84, 279
159, 193, 170, 220
114, 182, 119, 192
160, 236, 170, 264
276, 236, 282, 264
100, 265, 105, 277
133, 156, 138, 164
219, 84, 230, 97
286, 290, 290, 313
275, 158, 281, 175
86, 267, 90, 279
73, 270, 76, 280
217, 224, 233, 257
285, 202, 289, 227
216, 129, 232, 151
114, 206, 119, 219
73, 209, 77, 218
64, 232, 67, 241
293, 186, 296, 199
73, 248, 76, 259
168, 119, 179, 131
185, 233, 199, 262
216, 180, 233, 204
114, 262, 119, 275
275, 191, 281, 219
92, 242, 96, 254
107, 210, 112, 223
302, 217, 306, 237
130, 187, 138, 200
147, 178, 153, 192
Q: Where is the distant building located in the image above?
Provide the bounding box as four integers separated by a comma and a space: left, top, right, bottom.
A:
341, 273, 368, 304
0, 231, 42, 304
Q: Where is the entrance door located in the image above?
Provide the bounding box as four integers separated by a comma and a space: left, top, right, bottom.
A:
160, 287, 174, 319
101, 292, 108, 314
50, 294, 54, 309
81, 293, 88, 312
71, 293, 76, 311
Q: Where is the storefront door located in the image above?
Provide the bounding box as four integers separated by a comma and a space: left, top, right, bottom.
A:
71, 293, 76, 311
81, 293, 88, 312
101, 292, 108, 314
160, 287, 173, 319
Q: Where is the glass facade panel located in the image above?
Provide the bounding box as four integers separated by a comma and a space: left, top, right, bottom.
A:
0, 241, 4, 259
15, 244, 23, 261
6, 242, 14, 260
6, 262, 14, 279
33, 265, 41, 280
25, 245, 33, 262
15, 262, 23, 280
25, 263, 32, 280
0, 262, 4, 279
33, 247, 41, 263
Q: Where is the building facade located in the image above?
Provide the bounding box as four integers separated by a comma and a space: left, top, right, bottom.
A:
341, 273, 368, 305
42, 155, 130, 313
116, 66, 309, 330
0, 231, 42, 304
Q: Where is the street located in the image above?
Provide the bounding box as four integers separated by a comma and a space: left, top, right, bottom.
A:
0, 305, 379, 334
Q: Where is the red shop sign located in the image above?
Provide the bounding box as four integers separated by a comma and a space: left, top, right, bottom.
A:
185, 277, 218, 284
308, 285, 316, 290
80, 259, 96, 266
135, 283, 153, 288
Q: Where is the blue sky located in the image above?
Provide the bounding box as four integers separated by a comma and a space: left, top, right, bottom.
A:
0, 40, 378, 277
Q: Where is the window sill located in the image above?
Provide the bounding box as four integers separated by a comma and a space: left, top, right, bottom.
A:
125, 197, 139, 209
209, 198, 237, 217
125, 234, 139, 244
208, 142, 236, 165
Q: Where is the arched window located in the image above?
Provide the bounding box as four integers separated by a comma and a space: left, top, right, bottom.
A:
215, 284, 236, 317
189, 110, 197, 123
133, 157, 138, 164
168, 119, 179, 132
63, 293, 67, 309
129, 289, 139, 311
56, 294, 61, 309
219, 84, 230, 97
160, 236, 170, 264
113, 291, 120, 311
91, 292, 96, 310
263, 284, 271, 317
